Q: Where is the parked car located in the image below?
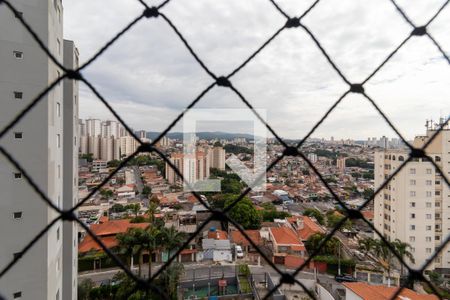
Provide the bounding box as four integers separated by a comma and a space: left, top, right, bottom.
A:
235, 245, 244, 259
335, 274, 357, 283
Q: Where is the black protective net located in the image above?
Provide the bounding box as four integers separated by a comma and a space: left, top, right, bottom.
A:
0, 0, 449, 299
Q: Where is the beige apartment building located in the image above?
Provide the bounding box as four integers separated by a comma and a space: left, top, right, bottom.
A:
208, 146, 226, 170
374, 120, 450, 273
165, 151, 210, 185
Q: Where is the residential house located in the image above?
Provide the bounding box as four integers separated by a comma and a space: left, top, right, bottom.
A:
343, 282, 438, 300
268, 227, 306, 265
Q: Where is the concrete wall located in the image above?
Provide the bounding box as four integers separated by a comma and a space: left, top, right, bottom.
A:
62, 39, 78, 300
0, 0, 65, 299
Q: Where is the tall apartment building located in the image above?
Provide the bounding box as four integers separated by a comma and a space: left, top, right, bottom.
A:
165, 152, 210, 185
374, 119, 450, 272
0, 1, 77, 299
62, 40, 79, 300
208, 146, 226, 170
336, 157, 346, 173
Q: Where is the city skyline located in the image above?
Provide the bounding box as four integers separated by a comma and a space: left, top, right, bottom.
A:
64, 0, 450, 140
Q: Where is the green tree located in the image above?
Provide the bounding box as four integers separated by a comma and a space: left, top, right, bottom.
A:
146, 202, 159, 224
326, 211, 352, 230
224, 195, 261, 229
305, 233, 341, 256
111, 203, 125, 213
143, 225, 162, 279
80, 153, 94, 162
392, 238, 415, 277
303, 208, 325, 225
158, 262, 185, 300
107, 159, 121, 168
116, 229, 138, 269
78, 278, 95, 300
362, 188, 374, 200
99, 188, 113, 199
161, 226, 185, 259
142, 186, 152, 196
125, 203, 141, 217
358, 237, 376, 255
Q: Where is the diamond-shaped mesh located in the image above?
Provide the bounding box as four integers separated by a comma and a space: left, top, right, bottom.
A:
0, 0, 449, 299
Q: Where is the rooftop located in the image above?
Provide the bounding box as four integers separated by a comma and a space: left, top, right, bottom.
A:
343, 282, 438, 300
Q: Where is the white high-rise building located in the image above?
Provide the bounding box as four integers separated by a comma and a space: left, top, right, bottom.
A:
62, 40, 79, 300
374, 120, 450, 273
85, 118, 101, 137
0, 2, 77, 299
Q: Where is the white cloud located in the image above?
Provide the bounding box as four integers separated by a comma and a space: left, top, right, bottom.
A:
63, 0, 450, 140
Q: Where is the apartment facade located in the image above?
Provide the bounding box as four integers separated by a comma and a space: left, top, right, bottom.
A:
165, 152, 210, 185
0, 0, 77, 299
208, 146, 226, 170
374, 121, 450, 272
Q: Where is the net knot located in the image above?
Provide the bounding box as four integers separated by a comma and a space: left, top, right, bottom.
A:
216, 76, 231, 87
410, 148, 425, 158
281, 273, 296, 284
347, 209, 363, 220
66, 70, 82, 80
283, 146, 299, 157
350, 83, 364, 94
61, 210, 76, 221
138, 143, 154, 153
286, 17, 300, 28
144, 7, 159, 18
411, 26, 426, 36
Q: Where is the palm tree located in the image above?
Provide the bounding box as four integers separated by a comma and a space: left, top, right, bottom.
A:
393, 239, 415, 277
143, 225, 162, 279
159, 262, 185, 299
131, 228, 147, 277
116, 229, 138, 269
358, 237, 375, 256
160, 226, 186, 261
146, 202, 159, 224
374, 240, 394, 286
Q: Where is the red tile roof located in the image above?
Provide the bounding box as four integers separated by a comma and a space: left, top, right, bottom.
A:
208, 229, 228, 240
297, 216, 325, 241
343, 282, 438, 300
78, 219, 149, 253
270, 227, 303, 246
230, 230, 262, 247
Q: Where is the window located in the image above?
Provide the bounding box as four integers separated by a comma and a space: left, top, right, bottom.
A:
436, 202, 440, 207
13, 51, 23, 59
13, 212, 22, 219
410, 225, 415, 230
74, 95, 77, 105
13, 252, 21, 259
426, 225, 432, 231
410, 179, 416, 185
426, 180, 432, 186
56, 227, 60, 241
410, 213, 416, 219
435, 156, 441, 162
57, 134, 60, 148
14, 172, 22, 179
426, 214, 432, 219
399, 156, 404, 161
409, 168, 416, 174
58, 165, 60, 178
56, 102, 60, 117
436, 180, 441, 185
409, 236, 415, 242
436, 236, 440, 241
426, 237, 432, 242
410, 191, 416, 197
426, 248, 432, 254
426, 202, 432, 208
410, 202, 416, 208
426, 168, 432, 174
14, 11, 23, 18
436, 191, 441, 196
14, 132, 22, 139
13, 291, 22, 299
56, 289, 60, 300
14, 91, 23, 99
426, 191, 432, 197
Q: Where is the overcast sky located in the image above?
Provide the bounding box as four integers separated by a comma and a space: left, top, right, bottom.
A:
63, 0, 450, 140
